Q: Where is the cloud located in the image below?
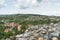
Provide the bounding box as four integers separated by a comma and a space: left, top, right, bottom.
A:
15, 0, 60, 9
15, 0, 43, 9
49, 0, 60, 3
37, 0, 42, 3
0, 0, 60, 16
0, 0, 5, 5
0, 0, 7, 9
15, 0, 60, 16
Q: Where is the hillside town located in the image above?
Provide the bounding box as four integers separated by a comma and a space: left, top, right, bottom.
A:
0, 14, 60, 40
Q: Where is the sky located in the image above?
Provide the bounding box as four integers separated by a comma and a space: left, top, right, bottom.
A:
0, 0, 60, 16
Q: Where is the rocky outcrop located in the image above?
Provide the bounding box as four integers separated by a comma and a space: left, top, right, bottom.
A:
15, 23, 60, 40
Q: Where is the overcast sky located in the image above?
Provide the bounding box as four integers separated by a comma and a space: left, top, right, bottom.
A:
0, 0, 60, 16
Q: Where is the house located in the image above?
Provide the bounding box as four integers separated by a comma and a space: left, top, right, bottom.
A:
17, 25, 22, 31
4, 29, 9, 33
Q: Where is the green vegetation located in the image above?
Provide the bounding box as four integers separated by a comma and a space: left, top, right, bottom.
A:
0, 14, 60, 39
